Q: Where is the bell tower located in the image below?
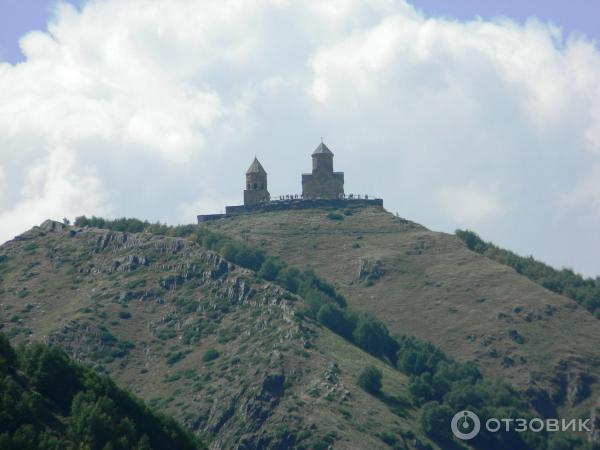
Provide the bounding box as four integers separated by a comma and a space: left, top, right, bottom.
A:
302, 141, 344, 199
244, 157, 270, 205
312, 142, 334, 173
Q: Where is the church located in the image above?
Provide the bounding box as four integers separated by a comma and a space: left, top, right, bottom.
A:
244, 141, 344, 205
197, 141, 381, 223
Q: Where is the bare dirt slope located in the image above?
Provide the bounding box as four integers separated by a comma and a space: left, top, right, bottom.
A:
206, 205, 600, 418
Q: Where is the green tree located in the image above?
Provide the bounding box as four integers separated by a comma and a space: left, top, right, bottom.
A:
419, 401, 453, 442
357, 365, 382, 395
276, 266, 301, 293
0, 334, 205, 450
353, 315, 398, 364
317, 304, 356, 340
0, 333, 16, 369
258, 256, 284, 281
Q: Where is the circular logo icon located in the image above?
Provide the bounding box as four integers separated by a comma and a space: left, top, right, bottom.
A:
451, 410, 481, 440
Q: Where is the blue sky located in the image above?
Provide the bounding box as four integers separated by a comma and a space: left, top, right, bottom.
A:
1, 0, 599, 277
411, 0, 599, 41
2, 1, 598, 64
0, 0, 79, 62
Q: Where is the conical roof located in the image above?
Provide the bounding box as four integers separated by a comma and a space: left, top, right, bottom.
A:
246, 157, 267, 174
312, 141, 333, 156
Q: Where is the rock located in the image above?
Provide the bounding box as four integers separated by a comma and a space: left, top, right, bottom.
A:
111, 255, 144, 272
496, 312, 513, 322
589, 398, 600, 442
553, 363, 593, 406
544, 304, 557, 316
261, 373, 285, 398
40, 219, 65, 232
566, 372, 592, 406
358, 258, 384, 282
525, 386, 557, 418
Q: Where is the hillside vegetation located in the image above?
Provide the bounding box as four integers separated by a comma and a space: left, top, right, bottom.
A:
200, 205, 600, 429
1, 219, 435, 449
70, 217, 550, 448
0, 333, 203, 450
1, 213, 598, 448
455, 229, 600, 317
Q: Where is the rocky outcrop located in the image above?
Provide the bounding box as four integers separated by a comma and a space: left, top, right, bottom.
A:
358, 258, 384, 285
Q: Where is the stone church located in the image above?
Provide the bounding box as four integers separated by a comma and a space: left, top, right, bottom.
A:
301, 141, 345, 200
243, 141, 344, 206
197, 141, 381, 223
244, 157, 270, 205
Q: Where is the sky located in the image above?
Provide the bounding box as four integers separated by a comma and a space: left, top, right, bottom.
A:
0, 0, 599, 277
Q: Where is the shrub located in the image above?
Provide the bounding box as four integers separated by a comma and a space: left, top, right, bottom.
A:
419, 401, 453, 442
258, 256, 284, 281
221, 242, 265, 271
396, 336, 449, 376
166, 351, 187, 366
547, 435, 583, 450
157, 329, 177, 340
353, 315, 398, 364
317, 304, 356, 340
377, 432, 397, 446
357, 365, 382, 395
276, 266, 301, 293
407, 374, 436, 405
0, 333, 17, 368
326, 212, 344, 221
202, 349, 220, 362
118, 310, 131, 320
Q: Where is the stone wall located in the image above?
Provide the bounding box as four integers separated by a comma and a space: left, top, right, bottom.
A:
197, 198, 383, 223
197, 213, 227, 223
244, 188, 270, 205
301, 172, 344, 199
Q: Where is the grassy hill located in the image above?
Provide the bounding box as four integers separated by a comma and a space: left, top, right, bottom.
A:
202, 205, 600, 423
455, 229, 600, 317
0, 219, 438, 449
0, 212, 597, 449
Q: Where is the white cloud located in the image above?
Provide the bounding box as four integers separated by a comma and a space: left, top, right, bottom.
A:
0, 0, 600, 275
560, 164, 600, 216
437, 184, 504, 224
